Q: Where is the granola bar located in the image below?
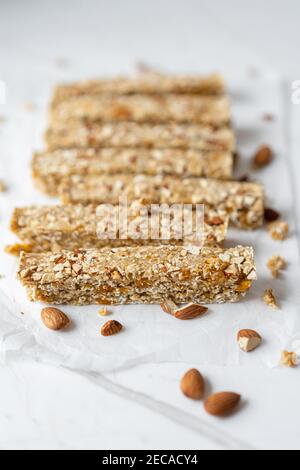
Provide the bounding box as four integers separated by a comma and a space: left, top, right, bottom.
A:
10, 204, 229, 252
45, 122, 235, 152
32, 148, 233, 196
17, 245, 256, 305
50, 95, 230, 126
52, 74, 225, 104
59, 175, 264, 229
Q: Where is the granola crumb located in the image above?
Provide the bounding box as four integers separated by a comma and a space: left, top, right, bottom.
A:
268, 220, 289, 241
5, 243, 32, 256
0, 179, 7, 192
263, 288, 279, 309
280, 351, 298, 368
267, 255, 286, 278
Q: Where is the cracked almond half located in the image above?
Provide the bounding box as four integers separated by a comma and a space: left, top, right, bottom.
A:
101, 320, 123, 336
237, 329, 262, 352
160, 301, 208, 320
174, 303, 208, 320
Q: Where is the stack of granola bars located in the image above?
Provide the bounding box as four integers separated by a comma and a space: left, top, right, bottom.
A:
11, 73, 260, 305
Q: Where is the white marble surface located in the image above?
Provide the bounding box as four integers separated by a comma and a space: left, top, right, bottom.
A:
1, 0, 300, 450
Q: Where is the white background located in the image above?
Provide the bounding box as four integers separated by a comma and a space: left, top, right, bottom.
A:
0, 0, 300, 450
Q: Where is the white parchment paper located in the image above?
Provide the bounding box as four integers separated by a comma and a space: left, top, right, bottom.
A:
1, 70, 300, 372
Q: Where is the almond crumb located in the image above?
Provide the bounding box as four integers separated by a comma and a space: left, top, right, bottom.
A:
280, 351, 298, 368
267, 255, 286, 278
268, 220, 289, 241
263, 288, 279, 309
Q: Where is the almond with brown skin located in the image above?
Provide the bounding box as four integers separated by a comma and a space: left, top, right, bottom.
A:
253, 145, 273, 168
237, 329, 262, 352
41, 307, 70, 331
174, 303, 208, 320
264, 208, 280, 223
101, 320, 123, 336
204, 392, 241, 416
180, 369, 205, 400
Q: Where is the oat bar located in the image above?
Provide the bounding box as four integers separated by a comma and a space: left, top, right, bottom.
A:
10, 205, 228, 252
52, 74, 225, 104
17, 245, 256, 305
32, 148, 233, 196
45, 122, 235, 152
59, 175, 264, 229
50, 95, 230, 126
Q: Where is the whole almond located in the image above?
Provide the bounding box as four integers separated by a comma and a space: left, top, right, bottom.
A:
174, 303, 208, 320
253, 145, 273, 168
204, 392, 241, 416
101, 319, 123, 336
264, 207, 280, 223
41, 307, 70, 331
180, 369, 205, 400
237, 329, 262, 352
